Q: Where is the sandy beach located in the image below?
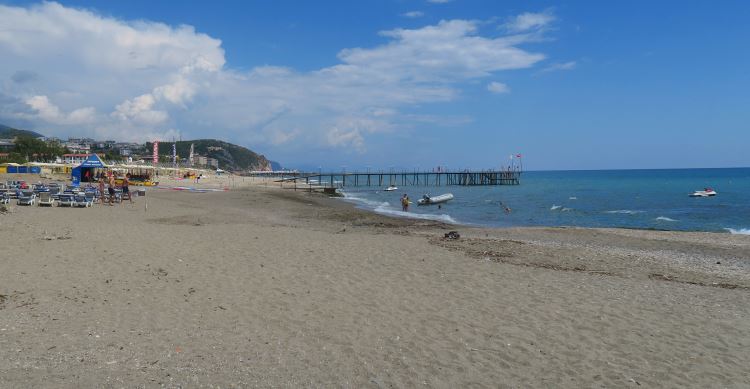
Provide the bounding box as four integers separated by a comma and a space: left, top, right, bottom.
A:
1, 176, 749, 388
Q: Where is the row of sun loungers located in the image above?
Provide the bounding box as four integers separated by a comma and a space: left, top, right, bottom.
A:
1, 188, 99, 207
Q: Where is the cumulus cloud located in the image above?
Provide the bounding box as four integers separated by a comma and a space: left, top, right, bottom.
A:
504, 10, 556, 32
25, 95, 96, 124
112, 94, 168, 125
487, 81, 510, 94
0, 2, 553, 155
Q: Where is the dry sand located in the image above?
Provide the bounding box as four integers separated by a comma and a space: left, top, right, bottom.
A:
1, 176, 749, 388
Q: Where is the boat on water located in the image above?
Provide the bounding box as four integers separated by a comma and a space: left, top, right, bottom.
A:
689, 188, 717, 197
384, 185, 398, 191
417, 193, 454, 205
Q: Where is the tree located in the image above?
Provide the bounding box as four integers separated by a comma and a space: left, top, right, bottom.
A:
12, 136, 69, 162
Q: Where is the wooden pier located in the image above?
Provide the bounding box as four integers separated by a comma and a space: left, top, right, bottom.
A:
261, 170, 521, 188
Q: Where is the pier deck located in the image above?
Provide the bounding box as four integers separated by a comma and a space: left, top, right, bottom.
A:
255, 170, 521, 188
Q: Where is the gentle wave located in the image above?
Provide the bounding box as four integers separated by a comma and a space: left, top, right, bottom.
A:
550, 205, 562, 210
562, 207, 573, 212
340, 193, 389, 208
569, 196, 577, 200
605, 210, 645, 214
373, 203, 458, 224
725, 228, 750, 235
655, 216, 677, 222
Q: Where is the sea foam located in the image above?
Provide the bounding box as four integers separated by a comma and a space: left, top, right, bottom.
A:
605, 210, 645, 214
373, 203, 458, 224
550, 205, 562, 210
725, 228, 750, 235
655, 216, 677, 222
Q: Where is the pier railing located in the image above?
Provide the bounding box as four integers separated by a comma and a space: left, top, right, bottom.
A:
250, 170, 521, 188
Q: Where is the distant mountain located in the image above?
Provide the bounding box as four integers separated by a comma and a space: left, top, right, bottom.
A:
146, 139, 273, 172
0, 124, 44, 139
270, 160, 283, 171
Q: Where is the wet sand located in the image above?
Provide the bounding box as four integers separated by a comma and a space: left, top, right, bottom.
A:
1, 179, 749, 388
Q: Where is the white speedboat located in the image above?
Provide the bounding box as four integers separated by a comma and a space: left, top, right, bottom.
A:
384, 185, 398, 191
417, 193, 454, 205
689, 188, 717, 197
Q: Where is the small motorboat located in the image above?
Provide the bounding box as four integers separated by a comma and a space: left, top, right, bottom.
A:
417, 193, 454, 205
384, 185, 398, 191
689, 188, 717, 197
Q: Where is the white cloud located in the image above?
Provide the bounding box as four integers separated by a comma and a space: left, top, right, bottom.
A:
541, 61, 577, 72
504, 10, 556, 32
487, 81, 510, 94
401, 11, 424, 18
25, 95, 96, 124
339, 20, 544, 82
112, 94, 168, 125
0, 2, 555, 157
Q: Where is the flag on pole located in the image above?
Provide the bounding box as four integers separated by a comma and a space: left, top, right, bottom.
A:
516, 154, 522, 158
152, 141, 159, 165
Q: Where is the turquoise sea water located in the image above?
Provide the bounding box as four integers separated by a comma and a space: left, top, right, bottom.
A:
338, 168, 750, 234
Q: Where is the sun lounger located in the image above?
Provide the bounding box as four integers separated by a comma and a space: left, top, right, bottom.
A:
0, 192, 9, 205
38, 192, 55, 206
84, 192, 96, 205
74, 193, 92, 208
57, 194, 75, 207
17, 190, 36, 206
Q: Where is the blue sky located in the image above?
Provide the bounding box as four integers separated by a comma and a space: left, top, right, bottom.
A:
0, 1, 748, 170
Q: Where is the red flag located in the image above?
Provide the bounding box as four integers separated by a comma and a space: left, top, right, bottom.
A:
516, 154, 522, 158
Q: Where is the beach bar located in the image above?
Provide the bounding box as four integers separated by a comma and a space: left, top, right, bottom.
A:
71, 154, 107, 186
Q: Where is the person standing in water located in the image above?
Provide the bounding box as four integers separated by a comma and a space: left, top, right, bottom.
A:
401, 194, 410, 212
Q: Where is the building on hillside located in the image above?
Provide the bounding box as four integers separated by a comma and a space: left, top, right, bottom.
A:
191, 154, 220, 169
64, 142, 90, 153
193, 155, 208, 166
0, 139, 14, 151
62, 153, 93, 165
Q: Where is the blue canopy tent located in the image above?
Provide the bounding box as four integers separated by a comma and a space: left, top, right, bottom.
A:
71, 154, 107, 186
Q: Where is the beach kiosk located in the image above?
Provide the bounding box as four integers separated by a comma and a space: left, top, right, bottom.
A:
71, 154, 107, 186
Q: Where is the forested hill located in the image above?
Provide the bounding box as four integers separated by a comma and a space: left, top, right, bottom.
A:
0, 124, 44, 139
146, 139, 273, 171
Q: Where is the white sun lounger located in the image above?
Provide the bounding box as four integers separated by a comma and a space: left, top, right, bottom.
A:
38, 192, 55, 206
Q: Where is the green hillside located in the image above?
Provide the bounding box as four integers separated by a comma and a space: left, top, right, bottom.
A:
0, 124, 44, 139
146, 139, 272, 171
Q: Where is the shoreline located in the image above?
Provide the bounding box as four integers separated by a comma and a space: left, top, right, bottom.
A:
1, 178, 749, 387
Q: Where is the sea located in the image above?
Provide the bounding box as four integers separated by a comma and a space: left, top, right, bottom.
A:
337, 168, 750, 234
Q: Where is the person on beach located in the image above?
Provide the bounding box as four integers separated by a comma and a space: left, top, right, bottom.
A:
122, 173, 133, 204
107, 173, 116, 206
98, 176, 106, 204
401, 194, 410, 212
